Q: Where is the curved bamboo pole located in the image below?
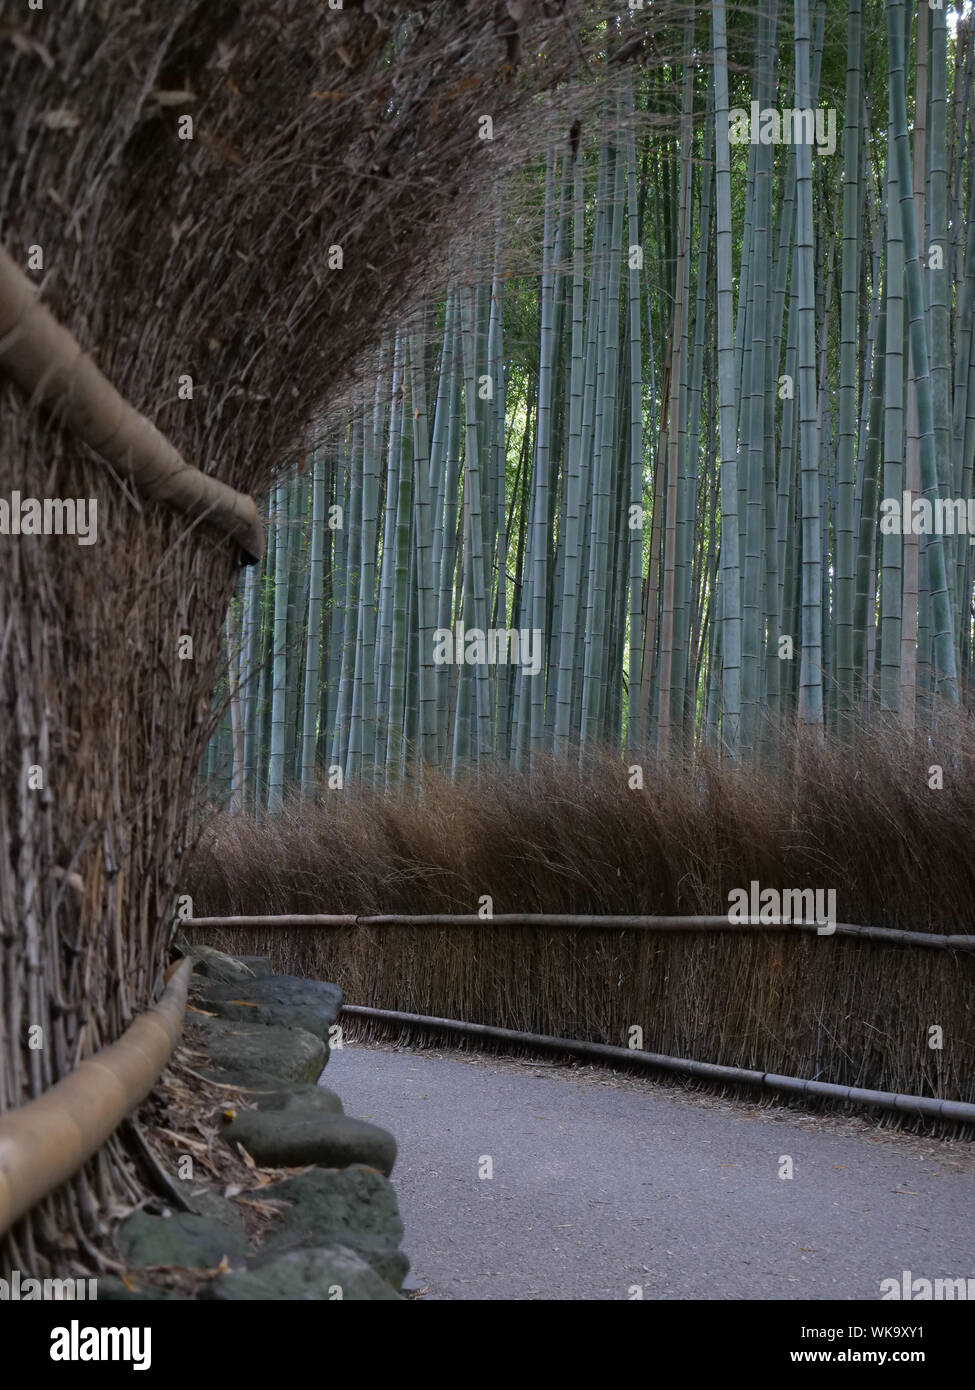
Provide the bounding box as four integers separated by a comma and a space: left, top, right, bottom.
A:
184, 913, 975, 951
0, 957, 192, 1238
0, 246, 263, 564
342, 1004, 975, 1125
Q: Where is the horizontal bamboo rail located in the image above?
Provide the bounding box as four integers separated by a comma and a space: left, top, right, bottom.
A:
0, 245, 263, 563
184, 913, 975, 951
341, 1004, 975, 1125
0, 957, 193, 1238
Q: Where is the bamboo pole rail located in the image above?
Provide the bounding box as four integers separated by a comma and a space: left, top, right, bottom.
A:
0, 245, 264, 564
0, 957, 193, 1238
341, 1004, 975, 1125
183, 913, 975, 951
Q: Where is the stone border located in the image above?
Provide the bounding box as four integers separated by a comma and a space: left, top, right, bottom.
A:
101, 947, 409, 1301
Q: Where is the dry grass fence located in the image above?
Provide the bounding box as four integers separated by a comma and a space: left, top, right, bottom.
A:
186, 729, 975, 1109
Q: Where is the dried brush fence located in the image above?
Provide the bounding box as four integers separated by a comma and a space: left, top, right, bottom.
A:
186, 738, 975, 1109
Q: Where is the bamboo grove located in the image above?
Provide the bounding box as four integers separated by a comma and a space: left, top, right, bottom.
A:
205, 0, 975, 807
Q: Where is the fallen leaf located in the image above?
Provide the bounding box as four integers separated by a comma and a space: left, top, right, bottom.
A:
235, 1142, 256, 1170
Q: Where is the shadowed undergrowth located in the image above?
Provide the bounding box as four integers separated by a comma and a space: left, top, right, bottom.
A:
186, 728, 975, 1105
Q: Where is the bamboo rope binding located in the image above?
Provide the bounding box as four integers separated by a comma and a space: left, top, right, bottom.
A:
0, 957, 193, 1238
0, 246, 264, 564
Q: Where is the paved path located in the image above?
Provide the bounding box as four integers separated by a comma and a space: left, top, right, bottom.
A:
327, 1042, 975, 1301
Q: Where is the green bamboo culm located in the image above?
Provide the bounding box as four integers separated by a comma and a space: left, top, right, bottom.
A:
887, 0, 959, 705
712, 0, 743, 752
794, 0, 825, 734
